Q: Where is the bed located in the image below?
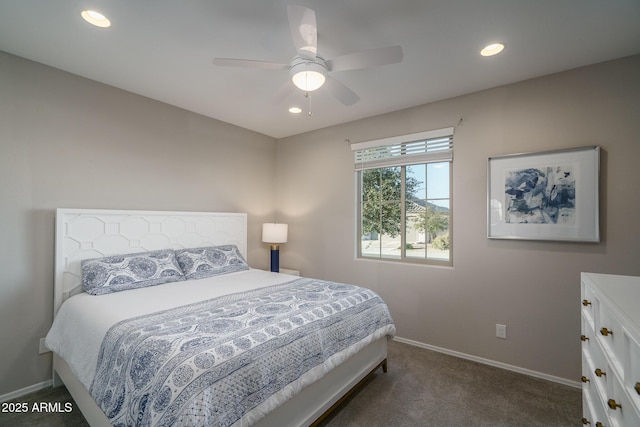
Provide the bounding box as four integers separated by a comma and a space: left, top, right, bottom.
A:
46, 208, 395, 426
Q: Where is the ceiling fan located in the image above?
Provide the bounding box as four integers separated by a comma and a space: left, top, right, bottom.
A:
213, 5, 403, 106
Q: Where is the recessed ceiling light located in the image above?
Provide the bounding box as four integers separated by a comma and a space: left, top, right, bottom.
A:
289, 107, 302, 114
81, 10, 111, 28
481, 43, 504, 57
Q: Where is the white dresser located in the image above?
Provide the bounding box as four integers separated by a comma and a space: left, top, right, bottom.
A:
581, 273, 640, 426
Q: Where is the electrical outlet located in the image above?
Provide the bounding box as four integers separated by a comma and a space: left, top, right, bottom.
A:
496, 324, 507, 339
39, 338, 50, 354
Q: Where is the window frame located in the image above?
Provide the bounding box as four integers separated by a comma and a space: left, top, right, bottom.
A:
353, 128, 454, 266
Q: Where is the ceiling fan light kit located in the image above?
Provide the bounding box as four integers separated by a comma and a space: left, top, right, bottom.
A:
290, 59, 327, 91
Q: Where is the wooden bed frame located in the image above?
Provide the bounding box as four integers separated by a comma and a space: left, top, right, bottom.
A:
53, 208, 388, 426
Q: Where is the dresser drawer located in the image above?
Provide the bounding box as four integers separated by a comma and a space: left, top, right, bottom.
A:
583, 351, 606, 404
583, 391, 608, 427
606, 374, 640, 427
586, 351, 613, 408
581, 280, 597, 330
582, 311, 596, 343
597, 303, 625, 376
626, 331, 640, 410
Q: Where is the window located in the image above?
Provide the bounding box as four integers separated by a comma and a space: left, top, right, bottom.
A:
353, 127, 453, 265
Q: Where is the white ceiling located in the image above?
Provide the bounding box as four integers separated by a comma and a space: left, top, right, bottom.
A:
1, 0, 639, 139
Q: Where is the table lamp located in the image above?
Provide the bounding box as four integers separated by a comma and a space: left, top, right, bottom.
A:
262, 223, 288, 272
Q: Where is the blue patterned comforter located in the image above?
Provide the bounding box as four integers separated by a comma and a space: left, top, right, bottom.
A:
89, 278, 395, 426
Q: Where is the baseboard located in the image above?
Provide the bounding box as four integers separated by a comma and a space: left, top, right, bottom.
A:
393, 336, 581, 389
0, 379, 53, 403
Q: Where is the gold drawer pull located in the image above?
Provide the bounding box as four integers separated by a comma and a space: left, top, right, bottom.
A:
580, 335, 590, 341
595, 422, 605, 427
607, 399, 621, 410
581, 376, 590, 383
600, 327, 613, 336
595, 368, 606, 377
581, 418, 590, 424
582, 299, 592, 306
635, 381, 640, 395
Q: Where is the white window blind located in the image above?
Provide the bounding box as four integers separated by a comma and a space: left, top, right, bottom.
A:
352, 127, 454, 171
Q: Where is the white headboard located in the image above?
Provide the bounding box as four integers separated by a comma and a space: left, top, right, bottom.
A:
54, 208, 247, 316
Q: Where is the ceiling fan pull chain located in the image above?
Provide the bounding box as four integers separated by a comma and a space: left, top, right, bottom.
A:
304, 62, 312, 116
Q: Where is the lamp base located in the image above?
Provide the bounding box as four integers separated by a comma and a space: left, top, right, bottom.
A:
270, 244, 280, 272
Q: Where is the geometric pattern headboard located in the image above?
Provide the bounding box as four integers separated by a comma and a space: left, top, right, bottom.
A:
54, 208, 247, 316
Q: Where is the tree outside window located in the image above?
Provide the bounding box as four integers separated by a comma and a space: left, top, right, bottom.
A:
359, 162, 451, 263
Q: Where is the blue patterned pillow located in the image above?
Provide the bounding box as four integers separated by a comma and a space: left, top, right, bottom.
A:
82, 249, 185, 295
175, 245, 249, 280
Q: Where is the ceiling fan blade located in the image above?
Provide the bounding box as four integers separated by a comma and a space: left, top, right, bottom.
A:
212, 58, 289, 70
324, 77, 360, 106
326, 45, 403, 72
287, 5, 317, 60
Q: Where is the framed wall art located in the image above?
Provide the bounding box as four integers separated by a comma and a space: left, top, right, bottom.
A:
487, 146, 600, 242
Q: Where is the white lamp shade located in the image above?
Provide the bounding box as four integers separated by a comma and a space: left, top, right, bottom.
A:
262, 223, 288, 243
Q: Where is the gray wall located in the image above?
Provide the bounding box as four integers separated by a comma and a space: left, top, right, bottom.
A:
0, 52, 277, 396
276, 55, 640, 381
